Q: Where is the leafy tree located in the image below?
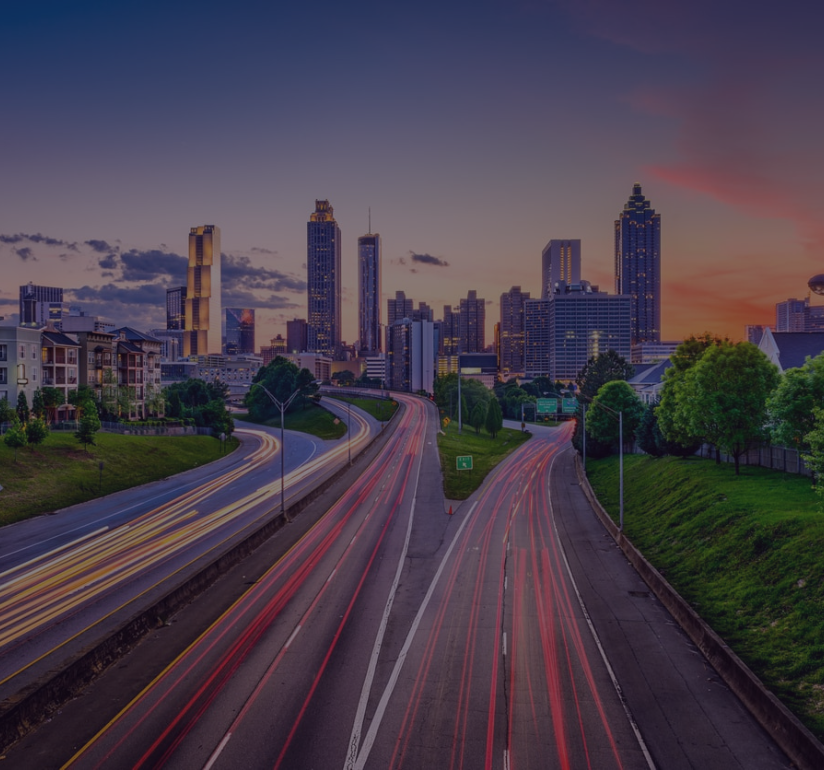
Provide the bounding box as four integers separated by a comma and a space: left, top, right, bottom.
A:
16, 392, 30, 424
656, 333, 728, 453
26, 416, 50, 447
332, 370, 356, 386
635, 398, 667, 457
32, 388, 46, 419
245, 358, 318, 422
75, 399, 101, 450
575, 350, 634, 401
469, 401, 486, 434
167, 387, 183, 419
434, 374, 489, 425
680, 341, 779, 475
100, 368, 119, 420
4, 416, 27, 460
485, 397, 504, 439
585, 381, 645, 453
0, 396, 14, 433
802, 407, 824, 495
767, 354, 824, 452
69, 385, 97, 406
41, 386, 64, 424
145, 382, 165, 417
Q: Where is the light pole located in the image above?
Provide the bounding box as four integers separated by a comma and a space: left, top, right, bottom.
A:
347, 398, 352, 465
251, 381, 304, 518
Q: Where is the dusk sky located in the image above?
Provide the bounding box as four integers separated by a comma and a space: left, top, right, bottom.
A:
2, 0, 823, 347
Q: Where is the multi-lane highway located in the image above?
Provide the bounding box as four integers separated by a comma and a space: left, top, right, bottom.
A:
0, 397, 376, 710
5, 395, 789, 769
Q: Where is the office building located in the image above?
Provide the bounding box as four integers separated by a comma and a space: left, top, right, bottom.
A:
225, 308, 255, 355
459, 290, 485, 353
549, 282, 632, 382
184, 225, 222, 357
166, 286, 187, 330
358, 231, 382, 355
541, 240, 581, 299
387, 318, 435, 394
307, 200, 342, 358
499, 286, 530, 377
615, 183, 661, 345
524, 298, 552, 378
286, 318, 308, 354
440, 305, 460, 355
387, 291, 413, 326
19, 283, 65, 328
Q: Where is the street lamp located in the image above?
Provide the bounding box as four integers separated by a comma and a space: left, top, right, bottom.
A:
347, 398, 352, 465
582, 399, 624, 531
251, 381, 304, 519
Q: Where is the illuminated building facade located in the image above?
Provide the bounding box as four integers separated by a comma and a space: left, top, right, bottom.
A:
307, 200, 341, 358
184, 225, 222, 357
225, 307, 255, 355
166, 286, 186, 330
541, 240, 581, 299
500, 285, 530, 376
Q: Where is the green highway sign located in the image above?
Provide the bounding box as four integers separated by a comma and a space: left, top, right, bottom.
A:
562, 398, 578, 414
537, 398, 557, 414
456, 455, 473, 470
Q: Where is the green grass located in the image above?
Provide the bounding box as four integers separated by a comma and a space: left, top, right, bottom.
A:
438, 424, 531, 500
587, 454, 824, 739
0, 431, 238, 525
325, 395, 399, 423
235, 402, 346, 440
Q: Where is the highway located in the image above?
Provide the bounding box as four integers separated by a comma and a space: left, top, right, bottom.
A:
12, 402, 789, 769
0, 397, 376, 708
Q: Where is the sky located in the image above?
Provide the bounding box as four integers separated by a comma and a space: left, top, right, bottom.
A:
2, 0, 823, 348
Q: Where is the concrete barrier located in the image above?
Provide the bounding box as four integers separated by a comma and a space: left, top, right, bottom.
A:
574, 452, 824, 770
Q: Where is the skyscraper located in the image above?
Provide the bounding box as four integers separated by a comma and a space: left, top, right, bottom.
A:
307, 200, 342, 358
541, 240, 581, 299
19, 283, 64, 328
615, 184, 661, 345
166, 286, 186, 330
500, 286, 530, 376
358, 231, 382, 355
459, 290, 485, 353
387, 291, 413, 326
225, 308, 255, 355
286, 318, 308, 354
184, 225, 222, 357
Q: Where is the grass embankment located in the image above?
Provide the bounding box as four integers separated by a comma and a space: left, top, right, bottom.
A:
0, 432, 237, 526
326, 395, 399, 423
438, 425, 531, 500
235, 402, 346, 440
587, 454, 824, 739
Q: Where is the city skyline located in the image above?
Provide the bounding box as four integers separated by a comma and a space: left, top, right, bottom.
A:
2, 2, 823, 347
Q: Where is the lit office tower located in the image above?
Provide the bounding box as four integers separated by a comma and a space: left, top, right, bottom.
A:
387, 291, 413, 325
307, 200, 342, 358
541, 240, 581, 298
459, 290, 485, 353
19, 283, 64, 327
225, 308, 255, 355
358, 231, 382, 355
184, 225, 222, 357
500, 286, 530, 376
166, 286, 186, 330
615, 183, 661, 345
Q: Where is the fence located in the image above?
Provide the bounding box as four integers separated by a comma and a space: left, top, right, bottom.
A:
695, 443, 811, 476
43, 420, 213, 437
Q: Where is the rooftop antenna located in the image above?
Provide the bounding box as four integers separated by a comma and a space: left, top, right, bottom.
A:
368, 207, 372, 234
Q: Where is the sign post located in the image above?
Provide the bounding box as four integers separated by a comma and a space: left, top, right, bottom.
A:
456, 456, 473, 470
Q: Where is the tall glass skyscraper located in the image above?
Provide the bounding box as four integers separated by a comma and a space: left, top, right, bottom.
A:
307, 200, 341, 358
225, 308, 255, 355
184, 224, 221, 357
615, 184, 661, 345
358, 231, 381, 355
541, 240, 581, 299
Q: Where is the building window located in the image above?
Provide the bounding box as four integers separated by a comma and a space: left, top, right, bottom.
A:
0, 345, 6, 362
0, 368, 6, 384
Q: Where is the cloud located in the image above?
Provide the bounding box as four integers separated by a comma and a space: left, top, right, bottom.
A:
14, 247, 34, 261
85, 239, 116, 254
409, 251, 450, 267
119, 249, 187, 282
71, 283, 168, 307
0, 232, 79, 250
250, 246, 278, 256
222, 253, 306, 294
98, 254, 119, 270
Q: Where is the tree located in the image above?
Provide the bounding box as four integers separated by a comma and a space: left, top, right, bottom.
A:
75, 400, 101, 450
767, 354, 824, 452
680, 342, 779, 475
635, 398, 667, 457
16, 392, 30, 424
41, 386, 64, 424
575, 350, 634, 401
0, 396, 14, 434
585, 381, 645, 453
32, 388, 46, 419
485, 397, 503, 439
26, 416, 50, 447
802, 407, 824, 495
4, 416, 27, 460
245, 359, 317, 422
469, 402, 486, 434
332, 370, 356, 386
656, 333, 728, 454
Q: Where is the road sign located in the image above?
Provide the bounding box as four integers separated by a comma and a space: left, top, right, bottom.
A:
562, 398, 577, 414
537, 398, 557, 414
456, 455, 473, 470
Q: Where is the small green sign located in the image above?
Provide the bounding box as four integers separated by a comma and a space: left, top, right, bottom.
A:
562, 398, 578, 414
456, 455, 473, 470
537, 398, 557, 414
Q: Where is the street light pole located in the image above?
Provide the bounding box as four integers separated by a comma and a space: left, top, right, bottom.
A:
347, 399, 352, 465
251, 382, 303, 518
583, 398, 624, 532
